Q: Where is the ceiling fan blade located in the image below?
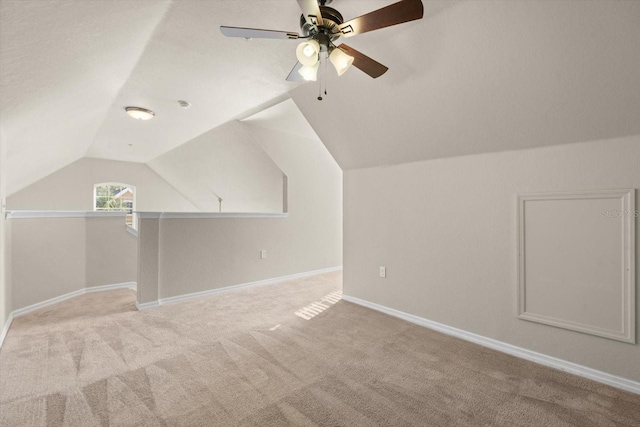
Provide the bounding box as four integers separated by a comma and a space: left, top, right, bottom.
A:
286, 62, 305, 81
338, 44, 388, 78
337, 0, 423, 38
220, 26, 299, 40
297, 0, 323, 26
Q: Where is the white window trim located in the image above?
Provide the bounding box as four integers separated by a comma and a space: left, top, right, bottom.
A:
93, 182, 137, 229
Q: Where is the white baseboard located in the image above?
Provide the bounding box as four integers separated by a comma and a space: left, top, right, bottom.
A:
135, 300, 160, 311
151, 266, 344, 308
85, 281, 136, 294
341, 295, 640, 396
11, 282, 136, 318
0, 282, 136, 349
0, 315, 14, 350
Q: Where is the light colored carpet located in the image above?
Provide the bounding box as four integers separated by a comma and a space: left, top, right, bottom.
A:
1, 271, 639, 426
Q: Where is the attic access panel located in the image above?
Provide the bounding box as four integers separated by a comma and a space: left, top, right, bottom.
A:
517, 189, 636, 343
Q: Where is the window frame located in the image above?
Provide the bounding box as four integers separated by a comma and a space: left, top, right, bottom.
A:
93, 182, 137, 229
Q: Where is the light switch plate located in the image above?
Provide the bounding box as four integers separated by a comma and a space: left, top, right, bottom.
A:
379, 266, 386, 278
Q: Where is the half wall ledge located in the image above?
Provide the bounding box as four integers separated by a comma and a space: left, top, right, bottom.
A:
135, 211, 292, 308
6, 210, 127, 219
136, 212, 288, 219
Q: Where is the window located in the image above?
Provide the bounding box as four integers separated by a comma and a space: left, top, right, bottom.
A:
94, 183, 136, 228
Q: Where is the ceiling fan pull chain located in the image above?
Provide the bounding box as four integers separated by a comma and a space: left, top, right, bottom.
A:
317, 53, 324, 101
323, 63, 328, 97
324, 54, 328, 97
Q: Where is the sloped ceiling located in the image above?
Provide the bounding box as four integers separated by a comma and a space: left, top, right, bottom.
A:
84, 0, 310, 163
147, 120, 285, 213
291, 0, 640, 170
1, 0, 639, 194
241, 97, 321, 141
0, 0, 172, 194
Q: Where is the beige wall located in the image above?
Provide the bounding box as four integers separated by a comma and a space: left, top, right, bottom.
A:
11, 218, 87, 309
156, 216, 294, 299
148, 121, 285, 213
3, 221, 11, 320
0, 129, 7, 329
246, 124, 343, 253
137, 218, 159, 304
344, 135, 640, 382
7, 158, 199, 212
138, 121, 343, 301
9, 216, 137, 310
86, 217, 137, 288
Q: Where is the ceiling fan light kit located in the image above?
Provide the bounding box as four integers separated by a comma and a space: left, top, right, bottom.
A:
220, 0, 424, 94
329, 48, 354, 76
299, 62, 320, 81
296, 39, 321, 66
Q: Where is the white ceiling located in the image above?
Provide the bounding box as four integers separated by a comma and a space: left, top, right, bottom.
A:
241, 97, 321, 141
1, 0, 639, 193
0, 0, 171, 194
84, 0, 312, 163
292, 0, 640, 169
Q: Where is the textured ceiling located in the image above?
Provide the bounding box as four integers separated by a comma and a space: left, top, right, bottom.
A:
84, 0, 310, 163
292, 0, 640, 170
0, 0, 172, 194
1, 0, 639, 194
241, 98, 320, 141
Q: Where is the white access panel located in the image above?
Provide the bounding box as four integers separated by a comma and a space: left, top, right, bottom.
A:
518, 189, 636, 343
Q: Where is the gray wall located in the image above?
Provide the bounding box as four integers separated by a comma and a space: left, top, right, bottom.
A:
86, 217, 138, 288
138, 121, 343, 302
137, 218, 160, 304
344, 134, 640, 382
9, 216, 137, 310
0, 129, 7, 329
10, 218, 87, 309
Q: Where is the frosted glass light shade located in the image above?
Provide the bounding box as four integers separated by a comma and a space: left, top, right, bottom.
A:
298, 62, 319, 81
125, 107, 155, 120
296, 40, 320, 66
329, 48, 354, 76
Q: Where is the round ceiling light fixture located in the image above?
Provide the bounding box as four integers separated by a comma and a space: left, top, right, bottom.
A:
125, 106, 155, 120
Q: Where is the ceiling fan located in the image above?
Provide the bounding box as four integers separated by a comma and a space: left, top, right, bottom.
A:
220, 0, 424, 83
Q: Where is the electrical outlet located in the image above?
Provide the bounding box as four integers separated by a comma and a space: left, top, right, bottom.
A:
379, 266, 386, 278
260, 250, 267, 259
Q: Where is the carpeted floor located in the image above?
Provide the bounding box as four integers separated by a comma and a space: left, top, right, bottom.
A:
1, 271, 639, 426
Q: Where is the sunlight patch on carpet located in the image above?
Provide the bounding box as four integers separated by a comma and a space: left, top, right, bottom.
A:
295, 291, 342, 320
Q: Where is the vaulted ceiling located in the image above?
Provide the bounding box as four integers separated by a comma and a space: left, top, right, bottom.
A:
1, 0, 639, 194
292, 0, 640, 170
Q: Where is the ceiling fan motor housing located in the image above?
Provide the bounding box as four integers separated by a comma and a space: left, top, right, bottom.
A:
300, 6, 344, 44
